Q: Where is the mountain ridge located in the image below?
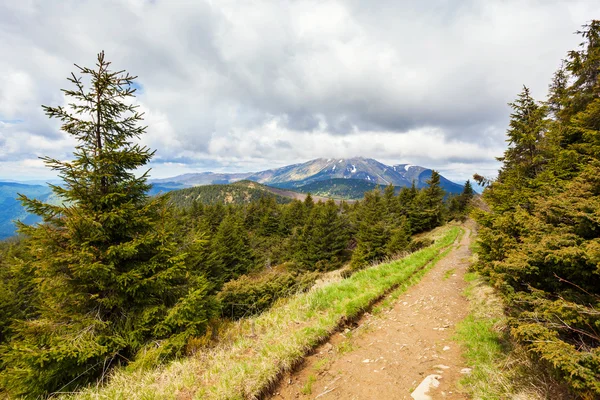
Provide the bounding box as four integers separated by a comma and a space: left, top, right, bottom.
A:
151, 157, 464, 194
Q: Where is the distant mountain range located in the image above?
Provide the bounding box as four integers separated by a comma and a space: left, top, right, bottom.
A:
0, 182, 57, 240
152, 157, 464, 195
0, 158, 464, 240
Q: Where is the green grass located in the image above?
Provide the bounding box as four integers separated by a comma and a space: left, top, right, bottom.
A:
66, 225, 462, 400
455, 272, 508, 399
454, 272, 563, 400
442, 268, 456, 281
300, 375, 316, 395
313, 357, 331, 373
335, 339, 354, 355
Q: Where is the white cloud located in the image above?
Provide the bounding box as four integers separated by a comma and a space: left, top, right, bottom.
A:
0, 0, 597, 181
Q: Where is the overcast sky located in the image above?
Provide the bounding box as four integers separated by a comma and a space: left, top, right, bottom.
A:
0, 0, 597, 182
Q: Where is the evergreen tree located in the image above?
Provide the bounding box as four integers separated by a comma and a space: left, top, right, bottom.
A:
0, 239, 36, 346
398, 181, 418, 220
410, 171, 446, 233
385, 216, 411, 257
473, 23, 600, 397
304, 193, 315, 210
350, 190, 389, 269
500, 86, 547, 179
257, 196, 280, 236
0, 53, 213, 397
209, 212, 254, 284
449, 180, 474, 221
279, 199, 306, 235
293, 200, 349, 271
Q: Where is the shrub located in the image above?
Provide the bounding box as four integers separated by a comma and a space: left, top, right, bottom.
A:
217, 270, 319, 319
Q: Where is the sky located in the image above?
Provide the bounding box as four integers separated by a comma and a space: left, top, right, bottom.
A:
0, 0, 598, 183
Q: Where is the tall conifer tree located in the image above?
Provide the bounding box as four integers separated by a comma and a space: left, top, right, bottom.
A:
1, 52, 208, 397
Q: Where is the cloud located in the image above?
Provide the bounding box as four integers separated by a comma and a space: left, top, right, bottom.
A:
0, 0, 597, 181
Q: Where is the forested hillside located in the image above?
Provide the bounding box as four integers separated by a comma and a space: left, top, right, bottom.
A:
167, 180, 293, 208
0, 53, 474, 399
474, 21, 600, 398
294, 178, 380, 199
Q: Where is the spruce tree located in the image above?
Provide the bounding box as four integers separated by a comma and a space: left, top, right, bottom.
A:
293, 200, 349, 271
350, 190, 389, 269
410, 171, 446, 233
209, 212, 254, 284
0, 52, 206, 397
473, 22, 600, 397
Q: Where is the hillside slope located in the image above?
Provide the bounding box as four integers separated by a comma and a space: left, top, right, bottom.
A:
295, 178, 381, 200
167, 180, 293, 208
167, 180, 343, 208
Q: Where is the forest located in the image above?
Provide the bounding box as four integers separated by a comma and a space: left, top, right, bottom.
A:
0, 52, 473, 398
473, 21, 600, 398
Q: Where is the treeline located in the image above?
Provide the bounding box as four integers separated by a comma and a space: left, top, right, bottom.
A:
474, 21, 600, 398
0, 51, 473, 399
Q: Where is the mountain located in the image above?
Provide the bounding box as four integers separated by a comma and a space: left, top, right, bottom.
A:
247, 158, 414, 188
153, 158, 464, 196
0, 182, 55, 240
295, 178, 381, 200
247, 158, 464, 195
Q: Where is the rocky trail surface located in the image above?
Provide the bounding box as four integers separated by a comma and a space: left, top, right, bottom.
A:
267, 222, 475, 400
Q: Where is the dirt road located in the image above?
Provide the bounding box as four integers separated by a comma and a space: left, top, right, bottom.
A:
267, 222, 474, 400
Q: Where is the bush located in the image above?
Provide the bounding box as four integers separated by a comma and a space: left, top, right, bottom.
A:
408, 238, 434, 253
217, 270, 319, 319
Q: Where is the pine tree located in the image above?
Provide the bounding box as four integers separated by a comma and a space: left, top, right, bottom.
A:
304, 193, 315, 210
410, 171, 446, 233
398, 181, 418, 220
385, 216, 411, 257
473, 23, 600, 397
0, 52, 211, 397
209, 212, 254, 284
500, 86, 547, 179
293, 200, 349, 271
350, 190, 389, 269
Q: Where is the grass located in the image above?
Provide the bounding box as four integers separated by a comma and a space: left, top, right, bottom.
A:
313, 357, 331, 373
65, 225, 462, 400
300, 375, 316, 395
442, 268, 456, 281
455, 272, 568, 400
335, 339, 354, 355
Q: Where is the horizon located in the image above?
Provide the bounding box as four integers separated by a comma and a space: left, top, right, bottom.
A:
0, 156, 479, 185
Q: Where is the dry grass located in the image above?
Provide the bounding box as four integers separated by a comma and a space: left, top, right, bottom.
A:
64, 226, 461, 400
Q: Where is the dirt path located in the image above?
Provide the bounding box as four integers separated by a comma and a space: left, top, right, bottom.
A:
267, 222, 474, 400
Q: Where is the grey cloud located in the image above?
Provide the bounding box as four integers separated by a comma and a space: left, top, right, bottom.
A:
0, 0, 597, 181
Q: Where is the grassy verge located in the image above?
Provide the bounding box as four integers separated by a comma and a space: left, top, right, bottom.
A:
66, 226, 461, 400
455, 273, 569, 399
